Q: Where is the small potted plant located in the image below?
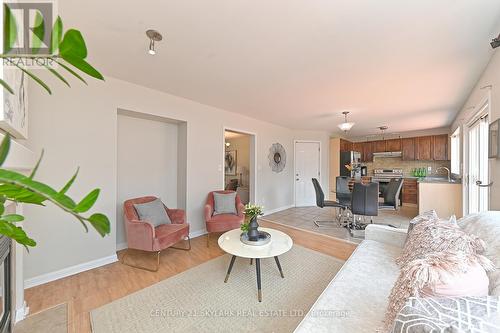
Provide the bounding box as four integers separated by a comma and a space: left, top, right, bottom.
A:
240, 204, 264, 241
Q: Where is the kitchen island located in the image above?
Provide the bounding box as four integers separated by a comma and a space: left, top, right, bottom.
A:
417, 177, 463, 218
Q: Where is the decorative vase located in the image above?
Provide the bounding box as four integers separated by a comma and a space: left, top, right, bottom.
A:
246, 216, 260, 241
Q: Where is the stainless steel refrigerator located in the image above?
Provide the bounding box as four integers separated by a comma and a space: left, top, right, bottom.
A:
340, 151, 362, 177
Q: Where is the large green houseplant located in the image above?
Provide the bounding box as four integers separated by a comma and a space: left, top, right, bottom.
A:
0, 6, 110, 248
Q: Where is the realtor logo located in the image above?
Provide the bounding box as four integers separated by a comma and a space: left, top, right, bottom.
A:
4, 1, 55, 55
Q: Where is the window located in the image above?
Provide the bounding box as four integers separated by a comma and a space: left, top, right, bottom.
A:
450, 127, 461, 175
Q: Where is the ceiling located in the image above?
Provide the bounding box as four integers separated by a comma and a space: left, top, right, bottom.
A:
60, 1, 500, 138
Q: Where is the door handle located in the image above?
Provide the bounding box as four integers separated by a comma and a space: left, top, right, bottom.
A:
296, 178, 299, 181
475, 180, 494, 188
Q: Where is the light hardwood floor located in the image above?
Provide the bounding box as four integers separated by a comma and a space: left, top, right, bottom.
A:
23, 221, 356, 333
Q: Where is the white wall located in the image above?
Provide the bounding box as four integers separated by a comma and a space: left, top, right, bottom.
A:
451, 49, 500, 210
116, 113, 180, 247
24, 73, 332, 281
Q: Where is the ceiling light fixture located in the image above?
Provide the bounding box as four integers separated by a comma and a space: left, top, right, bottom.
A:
146, 29, 163, 55
378, 126, 389, 140
338, 111, 355, 132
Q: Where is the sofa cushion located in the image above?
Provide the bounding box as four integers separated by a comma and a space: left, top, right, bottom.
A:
294, 240, 402, 333
206, 214, 243, 233
213, 192, 237, 215
458, 211, 500, 296
133, 198, 171, 227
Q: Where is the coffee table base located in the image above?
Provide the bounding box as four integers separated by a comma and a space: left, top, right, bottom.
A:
223, 255, 285, 302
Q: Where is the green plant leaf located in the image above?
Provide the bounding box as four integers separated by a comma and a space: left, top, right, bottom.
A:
53, 60, 87, 85
50, 16, 63, 54
0, 221, 36, 247
0, 79, 14, 95
60, 55, 104, 81
10, 63, 52, 94
0, 203, 5, 216
59, 168, 78, 195
1, 214, 24, 222
29, 150, 44, 179
45, 66, 70, 87
31, 10, 45, 54
74, 189, 99, 213
59, 29, 87, 59
87, 213, 110, 237
0, 134, 11, 167
3, 4, 17, 53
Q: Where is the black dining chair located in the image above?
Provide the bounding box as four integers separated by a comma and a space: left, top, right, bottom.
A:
379, 178, 404, 210
350, 182, 379, 237
311, 178, 349, 227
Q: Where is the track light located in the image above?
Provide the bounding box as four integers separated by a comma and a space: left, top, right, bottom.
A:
146, 29, 163, 55
491, 34, 500, 49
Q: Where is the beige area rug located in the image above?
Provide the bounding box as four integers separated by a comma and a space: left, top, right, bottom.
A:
91, 245, 344, 333
14, 303, 67, 333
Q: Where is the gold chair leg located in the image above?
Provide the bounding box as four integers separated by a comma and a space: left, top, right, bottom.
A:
170, 236, 192, 251
122, 250, 161, 272
207, 233, 210, 247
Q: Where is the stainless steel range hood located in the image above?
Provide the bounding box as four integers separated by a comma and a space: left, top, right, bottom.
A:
373, 151, 402, 158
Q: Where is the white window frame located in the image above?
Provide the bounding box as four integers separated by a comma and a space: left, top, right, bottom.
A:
450, 127, 461, 176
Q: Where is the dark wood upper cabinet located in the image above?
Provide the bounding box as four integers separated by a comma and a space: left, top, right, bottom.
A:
433, 134, 449, 161
353, 142, 363, 154
401, 138, 415, 161
385, 138, 402, 152
416, 136, 433, 161
340, 139, 353, 152
373, 140, 386, 153
362, 142, 374, 162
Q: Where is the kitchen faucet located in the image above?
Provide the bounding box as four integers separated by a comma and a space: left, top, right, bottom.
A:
436, 166, 451, 182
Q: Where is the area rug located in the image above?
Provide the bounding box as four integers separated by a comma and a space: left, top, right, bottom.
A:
14, 303, 67, 333
90, 245, 344, 333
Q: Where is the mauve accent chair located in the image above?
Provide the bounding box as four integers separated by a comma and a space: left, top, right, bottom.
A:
204, 190, 245, 247
123, 196, 190, 271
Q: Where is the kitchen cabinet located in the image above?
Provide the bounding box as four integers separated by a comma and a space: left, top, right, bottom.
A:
401, 138, 415, 161
402, 178, 418, 205
432, 134, 449, 161
416, 136, 433, 161
373, 140, 386, 153
340, 139, 353, 152
385, 139, 402, 152
353, 142, 363, 154
362, 142, 374, 162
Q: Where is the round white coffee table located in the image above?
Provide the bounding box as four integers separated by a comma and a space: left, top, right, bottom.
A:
218, 227, 293, 302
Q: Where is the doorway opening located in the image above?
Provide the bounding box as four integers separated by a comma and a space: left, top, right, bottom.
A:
223, 129, 256, 205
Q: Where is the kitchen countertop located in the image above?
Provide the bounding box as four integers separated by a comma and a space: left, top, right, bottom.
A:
403, 175, 461, 184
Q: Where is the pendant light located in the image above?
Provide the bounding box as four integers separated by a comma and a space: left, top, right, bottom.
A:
338, 111, 355, 132
146, 29, 163, 55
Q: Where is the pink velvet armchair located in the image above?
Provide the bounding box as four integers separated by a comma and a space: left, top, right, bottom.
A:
205, 190, 245, 247
123, 196, 190, 271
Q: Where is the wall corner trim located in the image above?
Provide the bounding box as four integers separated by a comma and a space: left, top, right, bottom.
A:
24, 254, 118, 289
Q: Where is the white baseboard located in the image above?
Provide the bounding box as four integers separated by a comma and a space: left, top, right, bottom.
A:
24, 254, 118, 289
15, 301, 29, 323
263, 204, 294, 216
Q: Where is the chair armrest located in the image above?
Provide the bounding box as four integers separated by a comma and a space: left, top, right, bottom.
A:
167, 209, 186, 224
204, 204, 213, 222
236, 203, 245, 217
126, 220, 155, 251
365, 224, 408, 248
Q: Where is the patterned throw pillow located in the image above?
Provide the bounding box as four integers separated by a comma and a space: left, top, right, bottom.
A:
384, 217, 495, 331
406, 210, 439, 238
390, 296, 500, 333
397, 216, 486, 268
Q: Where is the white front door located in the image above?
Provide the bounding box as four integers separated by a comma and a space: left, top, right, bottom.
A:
467, 110, 489, 214
295, 141, 320, 207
